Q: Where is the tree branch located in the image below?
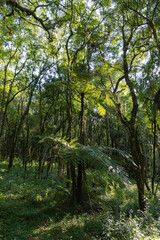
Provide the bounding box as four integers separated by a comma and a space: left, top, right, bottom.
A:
113, 75, 125, 94
5, 0, 62, 40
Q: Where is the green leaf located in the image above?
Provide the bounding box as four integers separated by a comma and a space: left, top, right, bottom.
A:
97, 103, 106, 117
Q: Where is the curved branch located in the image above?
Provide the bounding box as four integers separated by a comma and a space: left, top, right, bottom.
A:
113, 75, 125, 94
6, 0, 49, 28
5, 0, 61, 40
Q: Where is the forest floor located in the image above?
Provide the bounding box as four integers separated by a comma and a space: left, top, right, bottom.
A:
0, 161, 160, 240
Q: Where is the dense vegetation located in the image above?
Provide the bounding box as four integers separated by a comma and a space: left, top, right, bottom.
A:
1, 160, 160, 240
1, 0, 160, 239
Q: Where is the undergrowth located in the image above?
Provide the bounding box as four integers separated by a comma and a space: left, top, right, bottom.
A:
0, 161, 160, 239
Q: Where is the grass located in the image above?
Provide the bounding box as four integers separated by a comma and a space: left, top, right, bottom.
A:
0, 161, 160, 239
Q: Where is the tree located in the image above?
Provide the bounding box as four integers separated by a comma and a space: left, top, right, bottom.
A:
2, 0, 160, 211
95, 1, 155, 210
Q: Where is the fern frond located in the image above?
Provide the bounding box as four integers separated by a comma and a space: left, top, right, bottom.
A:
39, 136, 129, 179
101, 146, 136, 167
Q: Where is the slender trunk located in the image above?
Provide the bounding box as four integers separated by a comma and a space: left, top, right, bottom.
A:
106, 105, 110, 146
65, 22, 76, 204
157, 145, 160, 175
138, 114, 149, 181
46, 159, 51, 178
66, 163, 70, 188
62, 111, 66, 138
58, 161, 62, 177
38, 85, 43, 180
66, 66, 76, 203
66, 92, 76, 203
24, 161, 27, 182
79, 93, 85, 145
152, 118, 157, 194
8, 142, 16, 169
46, 147, 54, 178
70, 164, 76, 205
24, 116, 29, 182
77, 92, 85, 204
77, 164, 83, 204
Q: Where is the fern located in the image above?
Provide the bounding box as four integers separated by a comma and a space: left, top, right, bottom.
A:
39, 136, 129, 180
59, 144, 111, 170
101, 146, 137, 168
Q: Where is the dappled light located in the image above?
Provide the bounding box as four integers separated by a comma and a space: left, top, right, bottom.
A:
1, 0, 160, 239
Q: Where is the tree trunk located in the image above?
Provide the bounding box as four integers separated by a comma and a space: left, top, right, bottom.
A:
66, 163, 70, 188
152, 118, 157, 194
70, 164, 76, 205
77, 163, 83, 204
8, 119, 18, 169
106, 105, 111, 146
77, 92, 85, 204
136, 170, 145, 211
130, 129, 145, 211
8, 142, 16, 169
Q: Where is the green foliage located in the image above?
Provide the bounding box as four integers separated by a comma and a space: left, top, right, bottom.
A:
85, 220, 103, 237
97, 103, 106, 117
146, 196, 160, 220
39, 137, 129, 176
0, 162, 160, 240
1, 0, 160, 238
69, 227, 85, 240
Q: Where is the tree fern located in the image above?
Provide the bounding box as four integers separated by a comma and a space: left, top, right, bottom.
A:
39, 136, 130, 180
59, 144, 111, 170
